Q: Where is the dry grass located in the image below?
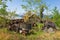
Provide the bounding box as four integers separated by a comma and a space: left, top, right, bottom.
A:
0, 28, 60, 40
37, 30, 60, 40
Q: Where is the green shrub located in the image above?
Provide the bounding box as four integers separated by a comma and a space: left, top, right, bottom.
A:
36, 22, 44, 31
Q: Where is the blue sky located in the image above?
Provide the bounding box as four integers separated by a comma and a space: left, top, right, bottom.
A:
6, 0, 60, 15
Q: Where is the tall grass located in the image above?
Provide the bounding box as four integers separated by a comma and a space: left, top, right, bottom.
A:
0, 28, 60, 40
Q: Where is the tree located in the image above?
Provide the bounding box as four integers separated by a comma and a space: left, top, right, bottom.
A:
40, 4, 48, 19
52, 7, 60, 28
7, 11, 19, 19
21, 0, 48, 19
52, 7, 60, 21
0, 0, 18, 27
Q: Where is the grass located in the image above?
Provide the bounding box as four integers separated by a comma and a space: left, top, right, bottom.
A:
0, 28, 60, 40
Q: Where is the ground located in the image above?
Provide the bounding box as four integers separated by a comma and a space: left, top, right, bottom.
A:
0, 28, 60, 40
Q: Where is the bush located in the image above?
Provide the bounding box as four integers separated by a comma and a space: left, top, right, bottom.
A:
36, 22, 44, 31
